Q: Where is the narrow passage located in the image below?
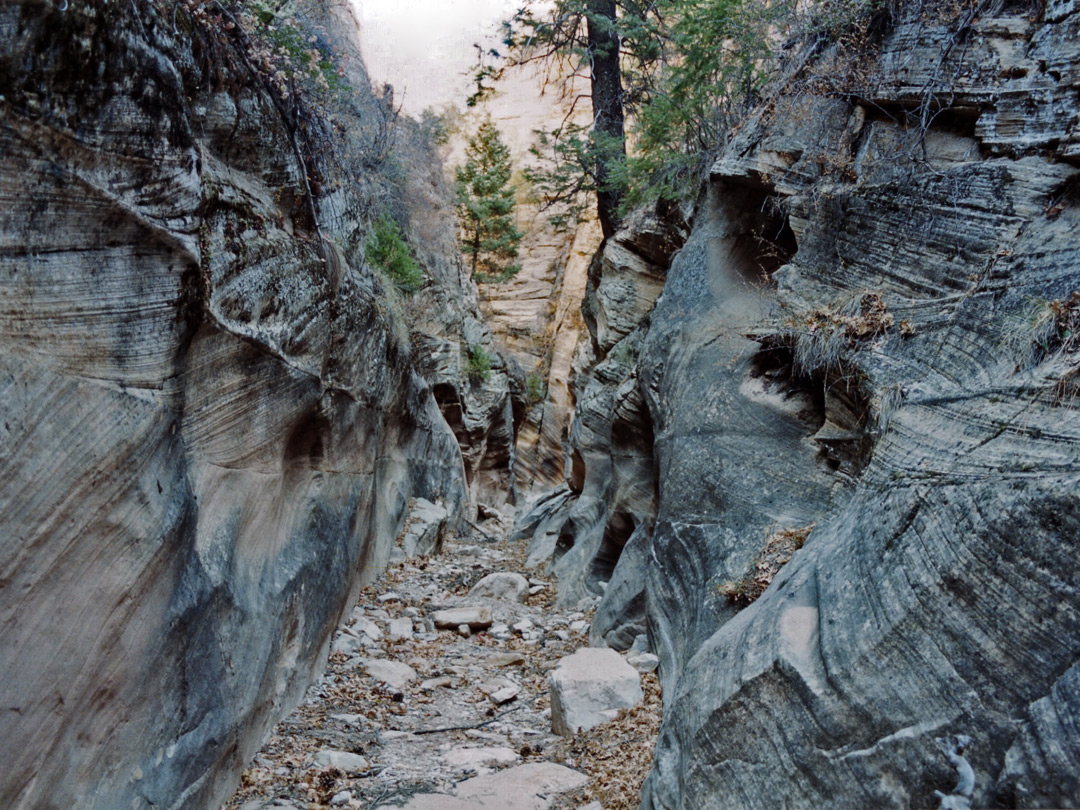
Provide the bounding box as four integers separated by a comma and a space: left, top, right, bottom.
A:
225, 509, 662, 810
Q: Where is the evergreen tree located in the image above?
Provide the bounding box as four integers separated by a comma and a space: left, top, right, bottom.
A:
455, 120, 523, 282
504, 0, 666, 238
625, 0, 779, 206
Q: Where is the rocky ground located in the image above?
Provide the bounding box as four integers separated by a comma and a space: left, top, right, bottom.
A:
223, 513, 662, 810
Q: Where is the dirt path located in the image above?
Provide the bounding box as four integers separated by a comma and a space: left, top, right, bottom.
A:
224, 515, 661, 810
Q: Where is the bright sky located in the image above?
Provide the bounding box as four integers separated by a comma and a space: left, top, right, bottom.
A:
351, 0, 521, 114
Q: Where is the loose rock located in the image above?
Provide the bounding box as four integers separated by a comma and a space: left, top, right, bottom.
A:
313, 750, 369, 773
490, 685, 521, 705
627, 653, 659, 673
550, 648, 643, 736
389, 617, 414, 641
351, 616, 383, 641
469, 572, 530, 602
421, 675, 454, 691
364, 659, 417, 690
432, 607, 493, 630
487, 652, 526, 667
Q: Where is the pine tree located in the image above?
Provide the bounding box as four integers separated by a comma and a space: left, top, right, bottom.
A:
503, 0, 666, 237
455, 119, 523, 282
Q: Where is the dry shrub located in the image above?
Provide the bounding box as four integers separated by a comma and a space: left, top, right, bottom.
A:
1009, 292, 1080, 387
1022, 292, 1080, 406
765, 291, 909, 376
718, 524, 814, 607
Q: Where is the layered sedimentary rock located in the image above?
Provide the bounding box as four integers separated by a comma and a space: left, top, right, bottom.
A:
514, 208, 684, 622
0, 3, 482, 809
525, 2, 1080, 807
446, 60, 605, 493
636, 5, 1080, 808
390, 117, 518, 510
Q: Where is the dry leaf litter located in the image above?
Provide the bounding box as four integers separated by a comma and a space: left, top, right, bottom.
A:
222, 509, 662, 810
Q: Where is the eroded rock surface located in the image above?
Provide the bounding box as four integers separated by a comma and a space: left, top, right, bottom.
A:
0, 3, 498, 809
518, 3, 1080, 809
633, 6, 1080, 809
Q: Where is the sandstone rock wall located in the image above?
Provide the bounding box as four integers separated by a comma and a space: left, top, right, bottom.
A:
0, 3, 488, 808
637, 4, 1080, 807
513, 207, 685, 625
522, 2, 1080, 807
390, 116, 518, 511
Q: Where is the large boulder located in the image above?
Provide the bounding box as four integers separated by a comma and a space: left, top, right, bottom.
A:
550, 648, 643, 736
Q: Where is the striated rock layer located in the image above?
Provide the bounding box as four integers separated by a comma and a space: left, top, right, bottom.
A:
0, 3, 479, 809
520, 2, 1080, 808
637, 4, 1080, 809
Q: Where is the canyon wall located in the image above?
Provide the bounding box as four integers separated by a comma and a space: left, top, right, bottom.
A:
523, 1, 1080, 807
0, 2, 506, 808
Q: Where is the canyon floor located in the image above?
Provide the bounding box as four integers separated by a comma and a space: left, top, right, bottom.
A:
223, 512, 661, 810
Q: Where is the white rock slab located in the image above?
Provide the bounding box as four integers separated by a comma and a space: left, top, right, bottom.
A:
490, 685, 520, 704
455, 762, 591, 810
351, 616, 383, 641
331, 634, 364, 655
400, 762, 588, 810
432, 607, 492, 629
389, 616, 414, 641
627, 653, 659, 673
550, 647, 643, 736
420, 675, 453, 691
441, 746, 520, 769
329, 790, 352, 806
469, 572, 530, 602
365, 659, 417, 690
313, 749, 369, 773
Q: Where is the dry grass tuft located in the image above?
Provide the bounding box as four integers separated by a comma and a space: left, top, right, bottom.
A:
762, 291, 907, 377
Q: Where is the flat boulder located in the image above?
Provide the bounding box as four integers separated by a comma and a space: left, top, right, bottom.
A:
456, 762, 589, 810
364, 659, 417, 690
400, 762, 588, 810
432, 607, 492, 630
313, 750, 369, 773
441, 746, 520, 769
549, 648, 643, 736
468, 572, 530, 602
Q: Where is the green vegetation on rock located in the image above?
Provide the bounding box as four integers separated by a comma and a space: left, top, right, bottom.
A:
366, 214, 424, 294
466, 344, 494, 383
503, 0, 888, 220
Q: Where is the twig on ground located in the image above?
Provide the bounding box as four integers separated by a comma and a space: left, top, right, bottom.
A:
413, 701, 528, 736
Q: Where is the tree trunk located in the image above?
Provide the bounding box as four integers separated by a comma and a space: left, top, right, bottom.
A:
586, 0, 625, 239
